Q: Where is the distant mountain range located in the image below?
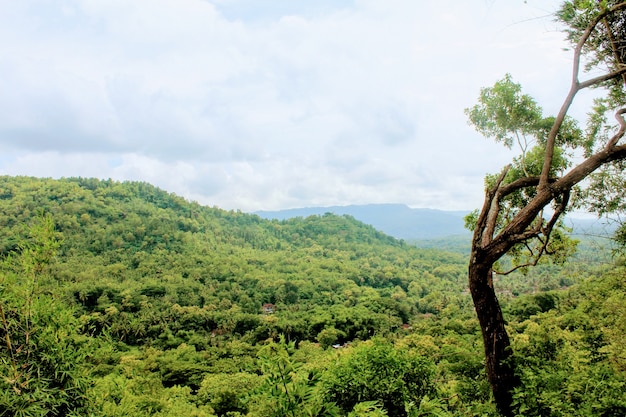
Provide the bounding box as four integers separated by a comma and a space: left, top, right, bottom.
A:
254, 204, 470, 240
254, 204, 616, 241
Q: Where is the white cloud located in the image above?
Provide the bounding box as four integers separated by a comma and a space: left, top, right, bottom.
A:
0, 0, 581, 211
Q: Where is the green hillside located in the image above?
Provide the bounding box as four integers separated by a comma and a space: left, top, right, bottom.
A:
0, 176, 624, 416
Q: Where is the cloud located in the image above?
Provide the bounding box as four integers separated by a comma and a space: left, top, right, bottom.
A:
0, 0, 576, 211
213, 0, 356, 22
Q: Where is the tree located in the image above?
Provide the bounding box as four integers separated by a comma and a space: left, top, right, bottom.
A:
0, 212, 92, 416
322, 338, 435, 417
252, 336, 339, 417
464, 2, 626, 415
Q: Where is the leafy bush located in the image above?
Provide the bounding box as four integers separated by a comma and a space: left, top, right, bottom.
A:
322, 339, 435, 417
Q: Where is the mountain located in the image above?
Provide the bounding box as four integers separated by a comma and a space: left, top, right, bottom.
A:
255, 204, 470, 240
564, 216, 618, 237
255, 204, 618, 242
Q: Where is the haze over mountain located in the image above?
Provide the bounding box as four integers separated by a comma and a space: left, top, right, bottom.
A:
255, 204, 614, 241
255, 204, 470, 240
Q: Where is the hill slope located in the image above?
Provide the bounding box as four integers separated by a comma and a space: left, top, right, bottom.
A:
0, 175, 469, 326
1, 175, 623, 417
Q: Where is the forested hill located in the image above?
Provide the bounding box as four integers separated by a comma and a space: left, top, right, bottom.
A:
1, 175, 625, 416
0, 176, 402, 255
0, 175, 468, 320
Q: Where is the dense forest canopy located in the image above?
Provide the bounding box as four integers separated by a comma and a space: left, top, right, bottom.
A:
0, 175, 624, 416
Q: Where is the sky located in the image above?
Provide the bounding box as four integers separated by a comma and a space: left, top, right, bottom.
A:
0, 0, 586, 212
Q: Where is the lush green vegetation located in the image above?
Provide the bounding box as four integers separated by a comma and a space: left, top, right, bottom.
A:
0, 176, 624, 416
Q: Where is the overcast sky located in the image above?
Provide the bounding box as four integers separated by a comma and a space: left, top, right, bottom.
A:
0, 0, 584, 212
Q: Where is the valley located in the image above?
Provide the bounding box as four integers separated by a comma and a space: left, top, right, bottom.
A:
0, 176, 624, 416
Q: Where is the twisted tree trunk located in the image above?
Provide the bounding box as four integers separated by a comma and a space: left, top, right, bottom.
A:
468, 257, 517, 417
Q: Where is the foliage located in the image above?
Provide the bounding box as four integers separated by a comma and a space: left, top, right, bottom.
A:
557, 0, 626, 236
465, 73, 544, 150
347, 402, 388, 417
322, 338, 435, 417
465, 73, 581, 274
198, 372, 261, 416
0, 213, 92, 416
251, 336, 339, 417
0, 175, 624, 416
510, 269, 626, 416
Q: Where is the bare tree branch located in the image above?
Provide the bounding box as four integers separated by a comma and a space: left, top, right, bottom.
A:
498, 176, 558, 199
474, 165, 511, 248
496, 260, 538, 276
579, 67, 626, 89
606, 108, 626, 148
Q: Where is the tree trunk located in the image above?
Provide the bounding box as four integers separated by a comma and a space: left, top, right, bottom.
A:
468, 256, 518, 417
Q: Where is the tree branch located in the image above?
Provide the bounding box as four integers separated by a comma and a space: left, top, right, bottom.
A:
579, 66, 626, 89
474, 165, 511, 250
479, 166, 511, 248
602, 7, 626, 86
498, 176, 540, 196
496, 260, 538, 276
495, 191, 570, 275
556, 143, 626, 193
606, 108, 626, 148
486, 184, 574, 266
508, 220, 544, 245
540, 2, 626, 189
543, 191, 569, 240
